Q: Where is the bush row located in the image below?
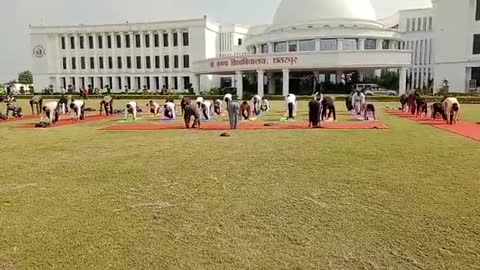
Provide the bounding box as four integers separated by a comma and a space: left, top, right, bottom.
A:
10, 94, 480, 104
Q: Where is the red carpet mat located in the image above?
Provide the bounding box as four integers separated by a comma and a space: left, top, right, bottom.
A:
100, 122, 389, 131
17, 115, 115, 128
387, 110, 480, 141
0, 115, 37, 123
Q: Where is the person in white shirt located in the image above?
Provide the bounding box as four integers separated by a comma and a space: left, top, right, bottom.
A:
164, 101, 176, 119
196, 97, 204, 108
443, 97, 460, 124
224, 94, 233, 105
147, 100, 160, 116
251, 95, 262, 115
200, 100, 212, 120
260, 97, 270, 112
352, 91, 366, 115
42, 101, 60, 124
213, 99, 222, 115
69, 99, 85, 120
125, 101, 138, 120
286, 94, 297, 120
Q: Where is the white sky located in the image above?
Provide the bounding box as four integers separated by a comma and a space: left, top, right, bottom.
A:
0, 0, 432, 82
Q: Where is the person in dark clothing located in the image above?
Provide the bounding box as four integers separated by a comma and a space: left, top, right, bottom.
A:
431, 102, 447, 121
180, 97, 191, 116
29, 95, 43, 116
321, 96, 336, 121
58, 95, 69, 114
407, 93, 417, 115
400, 94, 408, 112
5, 103, 23, 118
100, 95, 114, 116
416, 96, 428, 117
345, 94, 353, 112
364, 103, 376, 121
308, 98, 321, 128
240, 101, 251, 120
184, 104, 201, 128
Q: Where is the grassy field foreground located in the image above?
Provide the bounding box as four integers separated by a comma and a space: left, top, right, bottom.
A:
0, 100, 480, 269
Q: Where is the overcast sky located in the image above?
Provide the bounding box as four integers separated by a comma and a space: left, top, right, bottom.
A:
0, 0, 432, 82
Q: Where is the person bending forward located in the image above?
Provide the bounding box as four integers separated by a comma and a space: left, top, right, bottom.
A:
70, 99, 85, 120
100, 95, 113, 116
184, 104, 201, 128
228, 100, 240, 129
240, 101, 251, 120
321, 96, 336, 121
125, 101, 138, 120
164, 101, 176, 119
308, 98, 321, 128
30, 95, 43, 116
286, 94, 297, 120
42, 101, 60, 124
443, 97, 460, 124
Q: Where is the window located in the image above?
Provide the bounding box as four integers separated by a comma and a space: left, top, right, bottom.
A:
98, 36, 103, 49
79, 36, 84, 49
90, 57, 95, 69
80, 57, 86, 69
135, 34, 141, 48
473, 34, 480, 54
145, 34, 150, 48
173, 32, 178, 47
406, 18, 411, 32
107, 35, 112, 48
477, 0, 480, 21
320, 39, 337, 50
89, 36, 94, 49
382, 40, 390, 49
163, 33, 169, 47
238, 38, 243, 46
154, 34, 159, 47
146, 56, 151, 69
183, 32, 189, 46
70, 37, 75, 49
183, 55, 190, 68
62, 57, 67, 70
288, 41, 297, 52
164, 55, 170, 69
417, 18, 421, 31
108, 57, 113, 69
274, 42, 287, 52
343, 39, 358, 50
364, 39, 376, 50
117, 56, 122, 69
260, 44, 269, 53
71, 57, 77, 69
136, 56, 142, 69
125, 56, 131, 69
174, 55, 179, 68
299, 40, 315, 51
61, 36, 66, 50
183, 76, 191, 90
99, 57, 104, 69
116, 35, 121, 48
155, 56, 160, 69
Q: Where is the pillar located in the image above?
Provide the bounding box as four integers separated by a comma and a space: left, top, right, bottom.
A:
194, 74, 201, 95
399, 68, 407, 96
337, 38, 344, 51
376, 39, 384, 50
257, 70, 264, 96
178, 76, 184, 91
235, 71, 243, 99
268, 72, 276, 95
358, 38, 365, 51
55, 77, 61, 92
282, 69, 290, 97
336, 70, 343, 84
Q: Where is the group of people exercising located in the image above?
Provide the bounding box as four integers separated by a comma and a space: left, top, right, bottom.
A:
400, 92, 461, 124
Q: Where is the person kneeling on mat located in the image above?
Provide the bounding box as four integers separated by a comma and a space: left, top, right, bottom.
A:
240, 101, 251, 120
321, 96, 336, 121
261, 97, 270, 112
164, 101, 176, 120
443, 97, 460, 125
184, 104, 201, 129
200, 100, 212, 120
5, 103, 23, 119
286, 94, 297, 120
364, 103, 376, 121
100, 95, 113, 116
147, 100, 160, 116
431, 102, 447, 121
251, 95, 262, 116
42, 101, 60, 124
309, 95, 322, 128
70, 99, 85, 120
352, 91, 366, 115
125, 101, 138, 120
213, 99, 222, 116
29, 95, 43, 116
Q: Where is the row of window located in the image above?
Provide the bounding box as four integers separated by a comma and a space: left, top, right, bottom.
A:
253, 39, 396, 54
60, 32, 189, 50
401, 39, 432, 66
62, 55, 190, 70
405, 17, 433, 32
61, 76, 191, 90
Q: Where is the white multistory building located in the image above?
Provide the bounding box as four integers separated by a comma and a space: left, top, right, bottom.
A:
30, 0, 479, 95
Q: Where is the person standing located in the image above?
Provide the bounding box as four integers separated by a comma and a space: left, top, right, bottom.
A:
286, 94, 297, 120
227, 100, 240, 129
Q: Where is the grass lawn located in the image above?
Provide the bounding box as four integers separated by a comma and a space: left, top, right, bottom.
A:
1, 99, 480, 269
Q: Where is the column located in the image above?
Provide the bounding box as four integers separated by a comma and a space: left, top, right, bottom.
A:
336, 70, 343, 84
337, 38, 344, 51
257, 70, 264, 96
389, 40, 396, 50
399, 68, 407, 96
120, 33, 126, 72
55, 77, 61, 92
92, 33, 98, 72
194, 74, 201, 95
358, 38, 365, 51
74, 76, 80, 91
235, 71, 243, 99
178, 76, 184, 91
315, 39, 321, 51
376, 39, 384, 50
267, 43, 274, 53
267, 72, 276, 94
130, 32, 136, 73
282, 69, 290, 97
177, 30, 183, 70
130, 75, 135, 91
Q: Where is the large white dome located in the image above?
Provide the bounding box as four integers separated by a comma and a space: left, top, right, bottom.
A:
273, 0, 377, 26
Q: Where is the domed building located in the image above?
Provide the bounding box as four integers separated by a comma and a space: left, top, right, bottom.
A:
192, 0, 411, 97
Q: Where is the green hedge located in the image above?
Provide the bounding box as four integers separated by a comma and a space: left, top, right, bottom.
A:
10, 94, 480, 104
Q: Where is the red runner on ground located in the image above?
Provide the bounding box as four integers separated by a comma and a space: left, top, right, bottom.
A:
387, 110, 480, 141
17, 115, 115, 128
100, 121, 389, 131
0, 115, 37, 123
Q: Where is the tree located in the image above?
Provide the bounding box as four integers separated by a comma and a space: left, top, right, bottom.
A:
375, 70, 399, 90
18, 70, 33, 85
